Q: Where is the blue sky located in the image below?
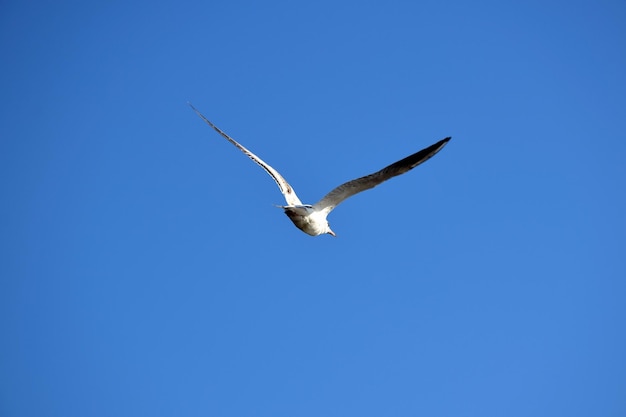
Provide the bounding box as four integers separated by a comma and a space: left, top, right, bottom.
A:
1, 1, 625, 416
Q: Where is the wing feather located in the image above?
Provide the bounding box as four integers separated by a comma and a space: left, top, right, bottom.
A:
189, 103, 302, 206
313, 137, 451, 213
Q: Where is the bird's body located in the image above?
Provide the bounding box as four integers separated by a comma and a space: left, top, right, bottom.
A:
283, 205, 330, 236
189, 104, 450, 237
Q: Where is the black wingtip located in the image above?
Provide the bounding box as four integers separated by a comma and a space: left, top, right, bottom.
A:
436, 137, 452, 150
430, 137, 451, 151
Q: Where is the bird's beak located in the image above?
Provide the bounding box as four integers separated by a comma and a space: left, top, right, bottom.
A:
328, 229, 336, 237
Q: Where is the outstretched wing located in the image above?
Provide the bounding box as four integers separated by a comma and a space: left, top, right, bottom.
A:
313, 137, 451, 214
189, 103, 302, 206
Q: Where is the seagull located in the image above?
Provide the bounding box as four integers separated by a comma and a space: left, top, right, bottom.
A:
189, 103, 450, 237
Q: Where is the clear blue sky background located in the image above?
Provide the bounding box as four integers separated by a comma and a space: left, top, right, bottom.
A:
1, 1, 625, 416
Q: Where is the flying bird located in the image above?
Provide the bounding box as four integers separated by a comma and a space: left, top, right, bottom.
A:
189, 103, 450, 237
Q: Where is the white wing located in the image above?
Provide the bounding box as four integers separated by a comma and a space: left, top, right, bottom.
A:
313, 137, 451, 214
189, 103, 302, 206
